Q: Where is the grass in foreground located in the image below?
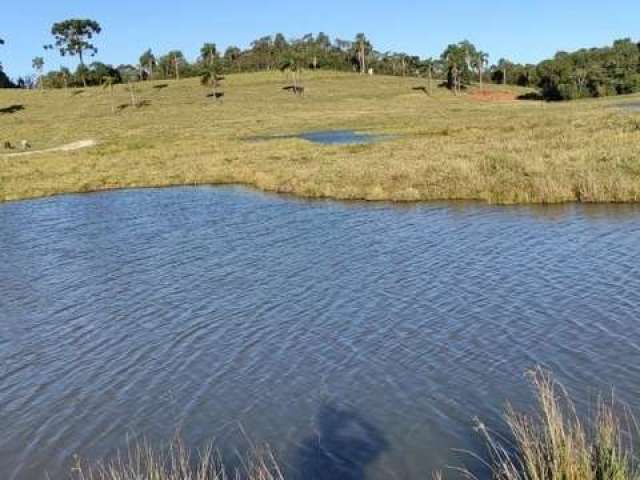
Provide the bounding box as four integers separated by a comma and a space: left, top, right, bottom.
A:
73, 369, 638, 480
71, 439, 283, 480
1, 71, 640, 204
473, 368, 638, 480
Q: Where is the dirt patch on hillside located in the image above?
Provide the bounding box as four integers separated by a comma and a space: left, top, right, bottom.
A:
469, 90, 518, 102
2, 139, 97, 158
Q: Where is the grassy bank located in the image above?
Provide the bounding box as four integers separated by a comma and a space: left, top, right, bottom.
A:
74, 370, 637, 479
1, 71, 640, 204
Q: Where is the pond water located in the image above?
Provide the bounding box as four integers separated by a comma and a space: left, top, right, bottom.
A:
1, 187, 640, 480
251, 130, 387, 145
615, 100, 640, 112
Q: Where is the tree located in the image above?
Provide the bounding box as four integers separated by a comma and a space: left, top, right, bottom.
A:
51, 19, 102, 87
529, 39, 640, 100
167, 50, 184, 80
316, 32, 331, 51
273, 33, 288, 55
32, 56, 45, 90
139, 49, 156, 79
335, 38, 352, 53
495, 58, 513, 85
421, 57, 439, 95
102, 75, 116, 113
118, 64, 138, 83
440, 40, 478, 94
76, 64, 90, 86
0, 39, 13, 89
59, 67, 71, 89
251, 36, 275, 70
473, 51, 489, 89
0, 71, 14, 88
273, 33, 292, 67
201, 64, 224, 102
280, 55, 304, 95
297, 33, 316, 69
200, 43, 217, 67
353, 33, 372, 74
223, 46, 241, 71
442, 43, 466, 94
157, 51, 186, 80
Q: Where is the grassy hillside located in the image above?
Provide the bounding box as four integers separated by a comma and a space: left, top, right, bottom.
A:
1, 71, 639, 204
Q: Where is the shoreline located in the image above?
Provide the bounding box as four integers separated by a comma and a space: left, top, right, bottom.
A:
2, 72, 640, 206
3, 179, 640, 206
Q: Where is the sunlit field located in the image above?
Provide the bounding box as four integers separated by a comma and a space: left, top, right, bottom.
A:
1, 70, 639, 204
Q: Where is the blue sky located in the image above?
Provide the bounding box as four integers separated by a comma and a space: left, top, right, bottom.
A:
1, 0, 639, 78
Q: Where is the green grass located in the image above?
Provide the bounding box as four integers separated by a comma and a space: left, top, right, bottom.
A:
1, 70, 640, 204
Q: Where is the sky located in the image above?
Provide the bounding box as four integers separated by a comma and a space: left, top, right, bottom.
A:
1, 0, 639, 78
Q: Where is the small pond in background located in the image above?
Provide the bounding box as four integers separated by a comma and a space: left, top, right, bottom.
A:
249, 130, 390, 145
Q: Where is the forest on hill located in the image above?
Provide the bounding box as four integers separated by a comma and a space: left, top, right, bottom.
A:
1, 22, 640, 100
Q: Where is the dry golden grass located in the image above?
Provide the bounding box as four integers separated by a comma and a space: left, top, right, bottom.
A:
1, 71, 639, 204
474, 368, 639, 480
71, 438, 284, 480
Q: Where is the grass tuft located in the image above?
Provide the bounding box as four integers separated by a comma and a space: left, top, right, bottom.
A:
70, 438, 284, 480
473, 368, 639, 480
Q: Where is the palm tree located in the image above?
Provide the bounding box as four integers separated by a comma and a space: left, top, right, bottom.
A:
164, 51, 185, 81
139, 49, 156, 80
102, 75, 116, 113
474, 51, 489, 90
200, 43, 217, 67
496, 58, 513, 85
441, 41, 479, 95
353, 33, 371, 74
442, 46, 464, 95
59, 67, 71, 89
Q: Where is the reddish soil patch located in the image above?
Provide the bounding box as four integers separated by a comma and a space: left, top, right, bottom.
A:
469, 90, 518, 102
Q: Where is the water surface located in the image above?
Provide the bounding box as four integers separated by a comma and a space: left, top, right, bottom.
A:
250, 130, 387, 145
615, 100, 640, 112
1, 187, 640, 480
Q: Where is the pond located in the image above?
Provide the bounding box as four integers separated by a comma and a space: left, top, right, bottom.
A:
615, 100, 640, 112
1, 187, 640, 480
250, 130, 389, 145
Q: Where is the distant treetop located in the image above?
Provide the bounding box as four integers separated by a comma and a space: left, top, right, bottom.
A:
51, 19, 102, 64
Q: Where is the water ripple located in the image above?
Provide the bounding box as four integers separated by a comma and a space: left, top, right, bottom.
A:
1, 187, 640, 480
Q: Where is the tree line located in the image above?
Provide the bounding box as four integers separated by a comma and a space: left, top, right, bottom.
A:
1, 20, 640, 101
